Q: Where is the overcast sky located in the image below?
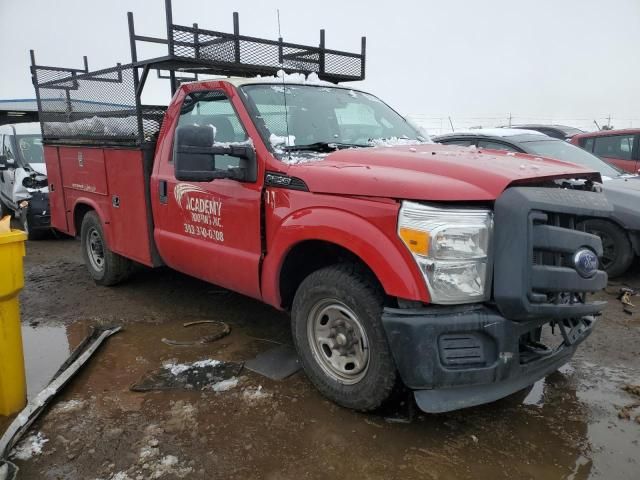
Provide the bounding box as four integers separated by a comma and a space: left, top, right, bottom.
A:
1, 0, 639, 130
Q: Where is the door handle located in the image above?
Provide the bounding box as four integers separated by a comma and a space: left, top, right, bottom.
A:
159, 180, 168, 205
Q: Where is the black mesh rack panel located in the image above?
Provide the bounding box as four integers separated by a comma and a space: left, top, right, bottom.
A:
30, 0, 365, 146
32, 61, 166, 145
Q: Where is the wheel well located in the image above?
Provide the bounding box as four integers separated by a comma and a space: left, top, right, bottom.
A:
73, 203, 94, 235
278, 240, 384, 310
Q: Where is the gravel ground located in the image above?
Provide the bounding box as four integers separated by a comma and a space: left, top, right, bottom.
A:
1, 236, 639, 479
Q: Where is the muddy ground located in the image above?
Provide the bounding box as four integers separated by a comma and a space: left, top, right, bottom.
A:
2, 237, 639, 479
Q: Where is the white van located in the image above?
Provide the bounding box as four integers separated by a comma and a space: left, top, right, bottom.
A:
0, 122, 50, 239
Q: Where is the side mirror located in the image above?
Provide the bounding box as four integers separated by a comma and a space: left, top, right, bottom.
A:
174, 125, 256, 182
0, 155, 7, 171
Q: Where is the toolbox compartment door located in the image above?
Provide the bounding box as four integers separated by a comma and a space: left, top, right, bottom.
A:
43, 145, 69, 233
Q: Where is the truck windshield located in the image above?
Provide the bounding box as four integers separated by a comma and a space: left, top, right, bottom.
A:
241, 84, 424, 152
523, 139, 622, 179
16, 135, 44, 164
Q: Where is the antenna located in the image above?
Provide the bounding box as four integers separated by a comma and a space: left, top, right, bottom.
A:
277, 9, 292, 159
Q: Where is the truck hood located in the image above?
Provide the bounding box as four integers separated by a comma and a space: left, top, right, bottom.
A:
285, 144, 600, 201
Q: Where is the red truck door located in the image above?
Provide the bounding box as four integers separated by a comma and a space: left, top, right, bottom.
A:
152, 84, 264, 300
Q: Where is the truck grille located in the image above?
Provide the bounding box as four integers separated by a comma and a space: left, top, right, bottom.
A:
493, 187, 611, 321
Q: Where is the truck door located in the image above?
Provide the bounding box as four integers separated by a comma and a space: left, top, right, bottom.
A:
153, 86, 264, 300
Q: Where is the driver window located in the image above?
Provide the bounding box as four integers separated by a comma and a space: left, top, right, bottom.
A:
176, 90, 248, 170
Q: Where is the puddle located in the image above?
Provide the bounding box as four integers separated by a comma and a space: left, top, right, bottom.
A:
21, 324, 70, 400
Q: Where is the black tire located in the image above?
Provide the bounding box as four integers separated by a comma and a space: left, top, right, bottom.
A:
80, 211, 133, 286
291, 263, 397, 411
579, 219, 634, 278
20, 211, 45, 240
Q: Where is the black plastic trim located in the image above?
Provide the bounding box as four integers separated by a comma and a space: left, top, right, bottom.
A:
381, 304, 596, 413
493, 187, 612, 321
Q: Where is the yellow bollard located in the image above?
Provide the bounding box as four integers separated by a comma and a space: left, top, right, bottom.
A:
0, 229, 28, 416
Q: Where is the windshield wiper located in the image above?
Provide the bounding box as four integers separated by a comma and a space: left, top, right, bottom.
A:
282, 141, 368, 152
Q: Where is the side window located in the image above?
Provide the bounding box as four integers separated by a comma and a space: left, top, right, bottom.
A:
3, 134, 16, 161
593, 135, 635, 161
176, 90, 248, 170
581, 137, 595, 152
441, 138, 476, 147
477, 140, 519, 153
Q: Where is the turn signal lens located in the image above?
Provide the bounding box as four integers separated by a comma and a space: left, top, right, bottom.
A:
399, 227, 430, 256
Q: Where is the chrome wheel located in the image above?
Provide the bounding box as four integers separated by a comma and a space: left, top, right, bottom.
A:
306, 299, 370, 385
86, 227, 105, 272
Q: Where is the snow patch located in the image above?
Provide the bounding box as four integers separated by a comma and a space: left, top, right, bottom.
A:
369, 137, 426, 147
54, 399, 86, 413
43, 116, 159, 139
256, 70, 333, 86
110, 473, 132, 480
270, 133, 296, 147
213, 138, 253, 148
243, 385, 271, 403
163, 359, 221, 376
211, 377, 239, 392
11, 432, 49, 460
281, 152, 329, 165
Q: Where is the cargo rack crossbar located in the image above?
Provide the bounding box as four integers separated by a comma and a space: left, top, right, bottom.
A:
30, 0, 366, 145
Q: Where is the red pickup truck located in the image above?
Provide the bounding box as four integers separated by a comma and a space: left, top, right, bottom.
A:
30, 2, 611, 413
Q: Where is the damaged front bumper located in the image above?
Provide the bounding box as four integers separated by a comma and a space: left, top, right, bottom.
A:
21, 191, 51, 231
382, 304, 596, 413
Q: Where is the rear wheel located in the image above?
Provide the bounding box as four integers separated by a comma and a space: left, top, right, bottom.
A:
579, 219, 633, 278
291, 264, 397, 411
80, 211, 132, 286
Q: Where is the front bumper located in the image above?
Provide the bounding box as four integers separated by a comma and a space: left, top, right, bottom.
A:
382, 304, 595, 413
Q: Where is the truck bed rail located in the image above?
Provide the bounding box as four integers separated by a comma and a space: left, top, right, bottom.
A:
30, 0, 365, 146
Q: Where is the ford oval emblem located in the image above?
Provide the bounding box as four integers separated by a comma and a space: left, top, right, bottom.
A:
573, 249, 599, 278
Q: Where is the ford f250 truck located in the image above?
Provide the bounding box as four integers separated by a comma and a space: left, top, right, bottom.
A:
31, 1, 610, 413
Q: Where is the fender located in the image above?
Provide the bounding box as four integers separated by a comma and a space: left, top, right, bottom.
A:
69, 197, 113, 246
261, 206, 430, 308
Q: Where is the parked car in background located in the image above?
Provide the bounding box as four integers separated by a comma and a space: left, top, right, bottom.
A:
501, 124, 585, 140
435, 129, 640, 277
571, 129, 640, 174
0, 122, 50, 239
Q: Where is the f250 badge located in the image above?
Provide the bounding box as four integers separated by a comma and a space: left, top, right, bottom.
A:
174, 183, 225, 242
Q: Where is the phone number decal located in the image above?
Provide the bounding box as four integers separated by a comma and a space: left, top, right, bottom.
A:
183, 223, 224, 242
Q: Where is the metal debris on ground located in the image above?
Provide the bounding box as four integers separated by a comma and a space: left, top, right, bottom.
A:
244, 344, 301, 381
131, 359, 243, 392
0, 326, 121, 461
161, 320, 231, 347
0, 460, 18, 480
618, 287, 638, 315
618, 384, 640, 421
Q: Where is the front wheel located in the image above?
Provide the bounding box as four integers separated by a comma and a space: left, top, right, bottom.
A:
80, 211, 133, 286
291, 264, 398, 411
579, 219, 633, 278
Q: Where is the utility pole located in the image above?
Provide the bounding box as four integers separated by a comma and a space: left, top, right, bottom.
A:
508, 113, 512, 128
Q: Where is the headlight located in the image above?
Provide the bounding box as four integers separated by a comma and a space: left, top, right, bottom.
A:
398, 201, 493, 304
